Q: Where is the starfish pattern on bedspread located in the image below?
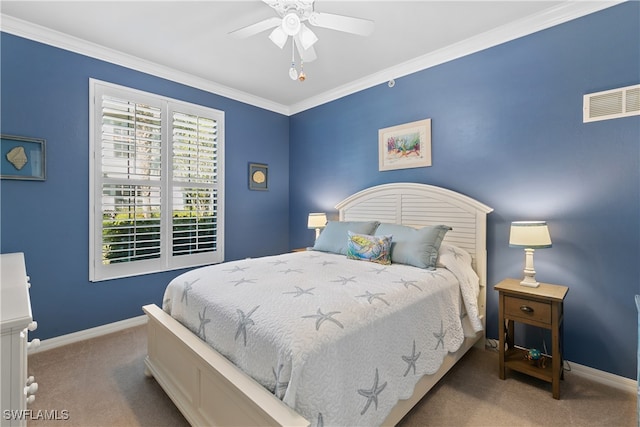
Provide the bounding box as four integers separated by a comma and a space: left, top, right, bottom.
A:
402, 340, 421, 376
224, 265, 249, 273
394, 278, 422, 291
272, 364, 289, 399
269, 260, 288, 265
446, 246, 465, 260
433, 320, 446, 350
180, 278, 199, 305
159, 247, 481, 427
331, 275, 356, 286
356, 291, 390, 306
425, 270, 447, 280
197, 306, 211, 341
280, 268, 303, 274
357, 368, 387, 415
302, 309, 344, 330
229, 278, 256, 287
369, 266, 389, 274
283, 286, 315, 297
235, 305, 260, 346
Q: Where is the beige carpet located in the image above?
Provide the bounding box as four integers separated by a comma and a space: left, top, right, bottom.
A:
26, 325, 635, 427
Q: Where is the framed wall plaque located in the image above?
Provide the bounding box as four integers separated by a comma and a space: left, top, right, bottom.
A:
1, 134, 46, 180
248, 162, 268, 191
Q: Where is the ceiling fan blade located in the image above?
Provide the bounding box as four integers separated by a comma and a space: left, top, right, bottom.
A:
294, 37, 317, 63
229, 16, 281, 39
308, 12, 374, 36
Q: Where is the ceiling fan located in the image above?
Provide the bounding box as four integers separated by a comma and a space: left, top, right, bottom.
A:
229, 0, 374, 80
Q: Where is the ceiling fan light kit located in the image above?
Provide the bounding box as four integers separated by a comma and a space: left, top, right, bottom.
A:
298, 24, 318, 50
230, 0, 374, 82
282, 12, 301, 36
269, 26, 288, 49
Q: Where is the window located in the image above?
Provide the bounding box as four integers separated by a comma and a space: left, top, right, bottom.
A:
89, 79, 224, 281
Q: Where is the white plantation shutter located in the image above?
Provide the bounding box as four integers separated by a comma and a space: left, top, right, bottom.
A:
90, 80, 224, 281
100, 96, 163, 266
171, 112, 219, 258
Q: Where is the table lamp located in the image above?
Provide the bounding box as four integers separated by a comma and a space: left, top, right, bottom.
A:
307, 213, 327, 241
509, 221, 552, 287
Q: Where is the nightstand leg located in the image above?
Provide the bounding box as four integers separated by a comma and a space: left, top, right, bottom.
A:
560, 317, 565, 381
506, 319, 514, 349
498, 296, 506, 380
551, 302, 561, 399
499, 318, 505, 379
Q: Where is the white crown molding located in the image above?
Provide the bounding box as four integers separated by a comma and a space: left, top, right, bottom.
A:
0, 1, 625, 116
0, 14, 291, 116
288, 0, 625, 114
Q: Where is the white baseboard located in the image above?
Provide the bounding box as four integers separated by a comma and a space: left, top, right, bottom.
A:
32, 317, 638, 395
569, 360, 637, 395
29, 315, 147, 354
485, 339, 636, 394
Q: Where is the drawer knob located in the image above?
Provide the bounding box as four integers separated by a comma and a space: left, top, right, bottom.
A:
25, 382, 38, 395
520, 305, 534, 313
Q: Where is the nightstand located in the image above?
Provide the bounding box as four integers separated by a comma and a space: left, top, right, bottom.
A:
495, 278, 569, 399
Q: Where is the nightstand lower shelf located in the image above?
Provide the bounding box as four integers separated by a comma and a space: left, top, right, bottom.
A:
504, 346, 555, 383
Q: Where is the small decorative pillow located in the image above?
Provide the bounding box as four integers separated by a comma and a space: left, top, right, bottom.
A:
313, 221, 380, 255
346, 231, 392, 265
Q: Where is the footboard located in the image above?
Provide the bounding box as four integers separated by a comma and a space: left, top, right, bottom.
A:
142, 304, 309, 427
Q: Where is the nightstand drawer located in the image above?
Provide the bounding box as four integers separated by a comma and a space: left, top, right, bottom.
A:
504, 295, 551, 324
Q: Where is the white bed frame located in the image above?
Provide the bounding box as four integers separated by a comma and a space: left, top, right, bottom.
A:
143, 182, 493, 426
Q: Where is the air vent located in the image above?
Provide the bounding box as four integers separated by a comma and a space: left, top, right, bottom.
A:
583, 84, 640, 123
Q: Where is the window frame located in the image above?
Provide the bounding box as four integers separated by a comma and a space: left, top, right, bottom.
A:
89, 78, 225, 282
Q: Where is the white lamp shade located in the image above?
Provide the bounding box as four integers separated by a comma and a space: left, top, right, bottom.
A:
307, 213, 327, 229
509, 221, 552, 248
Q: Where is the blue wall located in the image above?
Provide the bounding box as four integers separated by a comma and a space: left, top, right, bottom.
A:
0, 34, 290, 340
289, 2, 639, 379
1, 2, 638, 380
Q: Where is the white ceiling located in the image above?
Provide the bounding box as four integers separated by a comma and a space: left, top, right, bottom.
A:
0, 1, 622, 114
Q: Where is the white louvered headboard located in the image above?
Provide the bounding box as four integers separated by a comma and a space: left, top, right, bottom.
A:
336, 183, 493, 320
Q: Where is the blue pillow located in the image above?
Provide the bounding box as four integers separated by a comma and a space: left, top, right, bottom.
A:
375, 223, 451, 269
313, 221, 380, 255
346, 231, 392, 265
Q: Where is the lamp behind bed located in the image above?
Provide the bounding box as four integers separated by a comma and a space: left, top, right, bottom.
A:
308, 212, 327, 241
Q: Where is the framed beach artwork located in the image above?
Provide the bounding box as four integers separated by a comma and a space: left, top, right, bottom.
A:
1, 134, 46, 180
378, 118, 431, 171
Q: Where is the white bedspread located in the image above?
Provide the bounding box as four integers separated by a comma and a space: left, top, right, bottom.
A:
163, 250, 482, 427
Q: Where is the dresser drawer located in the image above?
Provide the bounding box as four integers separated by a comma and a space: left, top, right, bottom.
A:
504, 295, 551, 325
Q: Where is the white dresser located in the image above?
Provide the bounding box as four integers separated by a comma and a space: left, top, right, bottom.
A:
1, 253, 38, 427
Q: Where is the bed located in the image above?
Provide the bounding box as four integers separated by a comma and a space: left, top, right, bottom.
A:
143, 182, 493, 426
